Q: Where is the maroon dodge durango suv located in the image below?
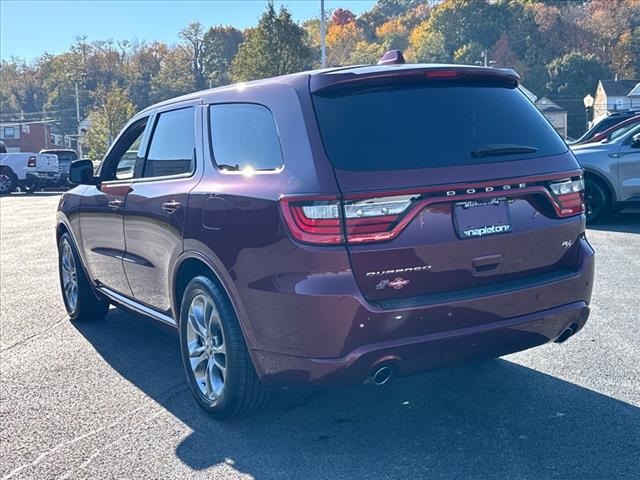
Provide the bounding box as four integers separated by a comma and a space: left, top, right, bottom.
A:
57, 54, 594, 418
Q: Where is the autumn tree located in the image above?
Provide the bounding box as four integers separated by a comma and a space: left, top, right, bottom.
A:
326, 20, 365, 66
84, 84, 135, 161
230, 5, 312, 81
332, 8, 356, 26
376, 18, 409, 51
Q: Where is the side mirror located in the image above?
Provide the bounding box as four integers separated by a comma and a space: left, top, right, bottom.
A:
631, 133, 640, 148
68, 159, 98, 185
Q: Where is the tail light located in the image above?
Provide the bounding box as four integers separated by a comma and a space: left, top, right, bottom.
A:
27, 156, 37, 168
280, 194, 419, 245
548, 178, 585, 217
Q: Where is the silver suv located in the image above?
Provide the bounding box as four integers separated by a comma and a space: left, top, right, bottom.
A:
571, 124, 640, 222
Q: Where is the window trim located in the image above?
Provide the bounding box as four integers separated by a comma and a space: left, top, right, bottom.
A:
207, 102, 285, 175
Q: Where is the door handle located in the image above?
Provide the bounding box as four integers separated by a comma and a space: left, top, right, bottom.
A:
162, 200, 182, 213
107, 199, 124, 210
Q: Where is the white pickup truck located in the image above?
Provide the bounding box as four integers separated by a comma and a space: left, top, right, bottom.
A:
0, 144, 60, 195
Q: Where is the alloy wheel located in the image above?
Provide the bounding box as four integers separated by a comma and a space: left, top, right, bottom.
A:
0, 173, 12, 193
60, 239, 78, 311
585, 183, 605, 222
186, 293, 227, 401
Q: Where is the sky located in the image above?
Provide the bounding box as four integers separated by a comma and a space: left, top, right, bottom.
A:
0, 0, 376, 61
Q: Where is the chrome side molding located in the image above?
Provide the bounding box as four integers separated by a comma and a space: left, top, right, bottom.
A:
98, 286, 177, 327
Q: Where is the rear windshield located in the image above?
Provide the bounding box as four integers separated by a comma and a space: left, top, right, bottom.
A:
43, 151, 77, 162
312, 84, 567, 171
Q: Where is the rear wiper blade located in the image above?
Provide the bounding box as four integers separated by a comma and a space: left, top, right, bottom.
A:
471, 144, 539, 158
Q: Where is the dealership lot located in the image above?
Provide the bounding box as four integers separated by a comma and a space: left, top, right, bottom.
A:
1, 193, 638, 480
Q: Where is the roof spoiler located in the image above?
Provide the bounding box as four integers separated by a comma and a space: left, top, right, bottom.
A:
311, 64, 520, 94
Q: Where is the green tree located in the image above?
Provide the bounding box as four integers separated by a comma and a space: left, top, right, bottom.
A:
201, 26, 244, 87
150, 46, 194, 102
406, 23, 448, 63
230, 4, 312, 82
546, 51, 612, 137
179, 22, 207, 91
84, 84, 135, 161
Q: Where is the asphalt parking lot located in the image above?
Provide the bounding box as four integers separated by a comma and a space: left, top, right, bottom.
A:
0, 193, 638, 480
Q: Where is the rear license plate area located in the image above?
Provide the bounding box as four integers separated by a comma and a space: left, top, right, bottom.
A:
453, 198, 512, 239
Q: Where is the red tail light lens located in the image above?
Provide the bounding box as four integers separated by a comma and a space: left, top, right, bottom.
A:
548, 178, 585, 217
27, 156, 37, 168
280, 194, 419, 245
280, 197, 343, 244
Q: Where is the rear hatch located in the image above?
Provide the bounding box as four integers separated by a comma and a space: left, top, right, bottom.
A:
297, 66, 585, 305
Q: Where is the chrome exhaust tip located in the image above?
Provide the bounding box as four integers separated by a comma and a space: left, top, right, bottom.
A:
555, 325, 576, 344
372, 365, 394, 386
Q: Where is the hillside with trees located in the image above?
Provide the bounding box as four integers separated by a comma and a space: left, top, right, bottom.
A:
1, 0, 639, 156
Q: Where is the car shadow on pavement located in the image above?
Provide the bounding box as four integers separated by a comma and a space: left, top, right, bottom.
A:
74, 308, 640, 479
588, 209, 640, 234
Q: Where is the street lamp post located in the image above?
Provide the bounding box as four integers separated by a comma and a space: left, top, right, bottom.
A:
583, 94, 595, 133
68, 72, 86, 157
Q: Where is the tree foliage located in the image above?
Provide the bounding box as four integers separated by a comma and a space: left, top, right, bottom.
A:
84, 84, 135, 161
230, 5, 312, 82
202, 26, 244, 87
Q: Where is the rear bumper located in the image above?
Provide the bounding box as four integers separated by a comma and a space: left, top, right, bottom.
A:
245, 238, 594, 387
253, 301, 590, 387
25, 171, 60, 183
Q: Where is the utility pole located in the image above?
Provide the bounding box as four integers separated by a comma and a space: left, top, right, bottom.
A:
320, 0, 326, 68
68, 72, 86, 157
476, 50, 496, 67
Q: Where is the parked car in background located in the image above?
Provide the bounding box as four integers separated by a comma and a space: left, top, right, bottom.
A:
571, 124, 640, 222
578, 115, 640, 146
0, 150, 59, 195
57, 55, 594, 418
571, 110, 640, 145
40, 148, 78, 187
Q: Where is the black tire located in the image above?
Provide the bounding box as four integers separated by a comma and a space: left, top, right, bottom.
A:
584, 177, 611, 223
58, 232, 110, 321
0, 168, 17, 195
179, 275, 270, 418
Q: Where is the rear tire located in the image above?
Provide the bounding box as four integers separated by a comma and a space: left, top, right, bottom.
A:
58, 233, 110, 321
0, 169, 17, 195
584, 177, 610, 223
179, 276, 270, 418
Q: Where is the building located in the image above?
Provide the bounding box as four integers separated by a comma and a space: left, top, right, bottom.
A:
520, 86, 569, 139
0, 121, 76, 153
628, 82, 640, 110
535, 97, 568, 139
593, 78, 639, 119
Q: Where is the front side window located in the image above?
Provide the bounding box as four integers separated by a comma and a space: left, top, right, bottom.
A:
144, 107, 195, 178
209, 104, 283, 172
100, 118, 148, 181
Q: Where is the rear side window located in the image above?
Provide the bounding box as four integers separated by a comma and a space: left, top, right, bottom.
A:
209, 104, 283, 171
312, 84, 568, 171
144, 107, 195, 178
